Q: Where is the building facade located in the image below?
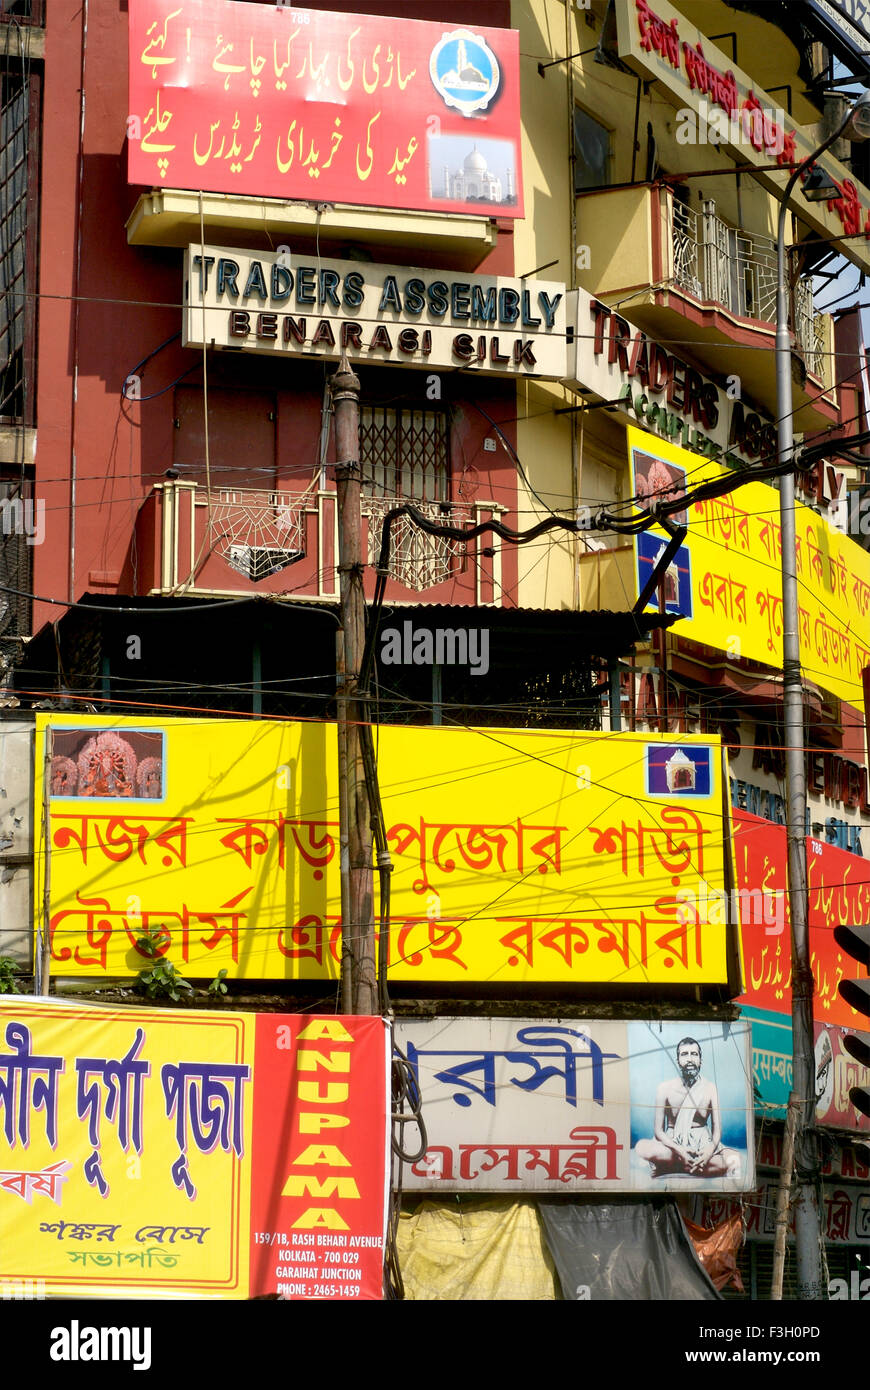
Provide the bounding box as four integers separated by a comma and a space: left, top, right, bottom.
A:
0, 0, 869, 1300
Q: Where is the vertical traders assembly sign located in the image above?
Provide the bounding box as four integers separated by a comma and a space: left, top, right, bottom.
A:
128, 0, 523, 218
396, 1017, 754, 1194
38, 716, 736, 989
0, 1000, 389, 1299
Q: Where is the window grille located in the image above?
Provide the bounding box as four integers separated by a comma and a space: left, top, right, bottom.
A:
0, 55, 38, 424
0, 480, 31, 638
359, 404, 449, 503
359, 405, 463, 590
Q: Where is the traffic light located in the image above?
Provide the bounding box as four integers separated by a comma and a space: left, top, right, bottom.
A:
834, 923, 870, 1125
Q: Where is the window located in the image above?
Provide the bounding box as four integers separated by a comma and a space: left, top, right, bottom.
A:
0, 55, 39, 425
359, 405, 455, 590
0, 2, 42, 20
574, 106, 611, 193
173, 386, 276, 489
359, 404, 449, 503
0, 477, 32, 638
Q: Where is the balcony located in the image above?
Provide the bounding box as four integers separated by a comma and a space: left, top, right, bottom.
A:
672, 200, 825, 378
575, 184, 835, 430
133, 481, 506, 606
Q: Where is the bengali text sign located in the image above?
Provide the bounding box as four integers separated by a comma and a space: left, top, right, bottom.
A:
734, 807, 870, 1029
0, 1000, 388, 1299
397, 1016, 754, 1194
629, 425, 870, 710
38, 717, 733, 987
743, 1005, 870, 1133
614, 0, 870, 274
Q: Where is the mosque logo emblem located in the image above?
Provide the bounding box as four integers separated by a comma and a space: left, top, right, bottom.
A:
429, 30, 501, 116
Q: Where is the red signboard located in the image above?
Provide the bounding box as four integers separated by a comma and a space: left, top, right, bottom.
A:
249, 1014, 389, 1299
734, 808, 870, 1028
128, 0, 523, 218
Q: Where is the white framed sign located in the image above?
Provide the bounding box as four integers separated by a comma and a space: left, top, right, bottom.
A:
397, 1016, 754, 1194
183, 244, 567, 378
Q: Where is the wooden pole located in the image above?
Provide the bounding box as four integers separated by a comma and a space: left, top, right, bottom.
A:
331, 357, 376, 1015
335, 628, 353, 1014
771, 1093, 799, 1300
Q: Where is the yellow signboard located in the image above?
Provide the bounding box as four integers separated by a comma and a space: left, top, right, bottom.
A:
38, 715, 733, 987
0, 999, 250, 1297
0, 999, 389, 1299
629, 426, 870, 711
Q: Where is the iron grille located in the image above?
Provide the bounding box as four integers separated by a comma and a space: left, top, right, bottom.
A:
0, 51, 36, 423
209, 487, 306, 583
359, 405, 449, 503
358, 405, 459, 590
0, 482, 31, 638
671, 195, 816, 357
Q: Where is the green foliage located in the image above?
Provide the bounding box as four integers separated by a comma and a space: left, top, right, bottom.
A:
134, 924, 193, 1003
135, 922, 172, 959
0, 957, 20, 994
207, 969, 229, 998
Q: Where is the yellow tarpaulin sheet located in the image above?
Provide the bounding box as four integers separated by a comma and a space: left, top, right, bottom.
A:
397, 1198, 560, 1300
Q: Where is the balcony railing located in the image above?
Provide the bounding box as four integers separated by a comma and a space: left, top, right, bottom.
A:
363, 496, 472, 592
672, 198, 824, 376
209, 487, 306, 583
137, 481, 506, 605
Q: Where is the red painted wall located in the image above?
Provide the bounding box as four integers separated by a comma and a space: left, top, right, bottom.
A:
34, 0, 520, 631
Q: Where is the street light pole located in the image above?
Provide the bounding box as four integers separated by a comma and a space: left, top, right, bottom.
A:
774, 94, 870, 1299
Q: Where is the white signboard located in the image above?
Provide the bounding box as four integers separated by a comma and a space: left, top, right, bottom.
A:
567, 286, 777, 471
614, 0, 870, 274
397, 1017, 754, 1194
183, 244, 567, 378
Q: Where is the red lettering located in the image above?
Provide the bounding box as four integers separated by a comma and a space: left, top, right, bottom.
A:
608, 313, 632, 373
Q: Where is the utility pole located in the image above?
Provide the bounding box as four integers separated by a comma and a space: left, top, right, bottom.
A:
770, 92, 870, 1297
775, 183, 822, 1304
331, 356, 377, 1015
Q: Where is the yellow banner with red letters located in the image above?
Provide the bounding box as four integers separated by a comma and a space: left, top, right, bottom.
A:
629, 426, 870, 710
36, 714, 733, 988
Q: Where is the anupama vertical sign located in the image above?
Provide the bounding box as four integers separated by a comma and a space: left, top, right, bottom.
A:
248, 1014, 390, 1299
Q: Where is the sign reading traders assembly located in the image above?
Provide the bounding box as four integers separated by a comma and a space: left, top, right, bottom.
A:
183, 244, 567, 377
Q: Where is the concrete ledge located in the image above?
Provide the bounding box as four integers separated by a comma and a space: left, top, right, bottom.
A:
126, 190, 499, 269
0, 426, 35, 467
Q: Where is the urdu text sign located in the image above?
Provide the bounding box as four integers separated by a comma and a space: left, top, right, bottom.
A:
129, 0, 523, 218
